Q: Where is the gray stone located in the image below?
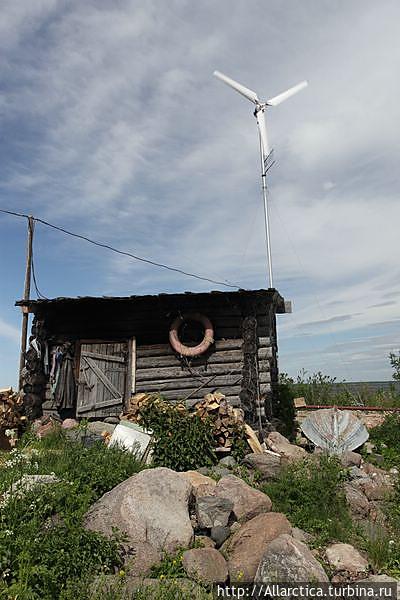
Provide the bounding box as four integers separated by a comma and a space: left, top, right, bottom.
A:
196, 495, 233, 528
340, 451, 362, 468
242, 452, 282, 480
211, 526, 230, 548
359, 575, 400, 600
211, 465, 231, 478
225, 513, 292, 582
195, 535, 216, 548
104, 416, 120, 424
325, 543, 368, 574
291, 527, 314, 544
87, 421, 116, 435
349, 466, 367, 479
84, 467, 193, 554
214, 474, 272, 523
182, 548, 228, 583
343, 482, 371, 519
125, 541, 161, 576
369, 453, 385, 465
197, 467, 211, 476
255, 534, 329, 583
219, 456, 237, 468
265, 431, 307, 463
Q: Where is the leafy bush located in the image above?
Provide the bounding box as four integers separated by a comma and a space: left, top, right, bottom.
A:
0, 432, 144, 599
274, 382, 297, 441
262, 454, 353, 545
136, 396, 218, 471
369, 413, 400, 468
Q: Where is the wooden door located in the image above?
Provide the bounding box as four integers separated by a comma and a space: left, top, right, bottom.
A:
76, 342, 129, 418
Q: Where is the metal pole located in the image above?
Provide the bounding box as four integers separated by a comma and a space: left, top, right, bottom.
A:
259, 138, 273, 288
18, 216, 34, 390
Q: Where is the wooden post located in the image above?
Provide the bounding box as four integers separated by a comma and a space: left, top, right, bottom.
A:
18, 216, 34, 390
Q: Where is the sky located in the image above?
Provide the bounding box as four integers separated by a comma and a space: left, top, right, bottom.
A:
1, 0, 399, 387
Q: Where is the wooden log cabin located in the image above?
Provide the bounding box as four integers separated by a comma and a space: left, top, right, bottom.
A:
16, 289, 290, 425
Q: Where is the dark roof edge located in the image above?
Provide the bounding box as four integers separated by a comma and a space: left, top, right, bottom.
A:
16, 288, 289, 314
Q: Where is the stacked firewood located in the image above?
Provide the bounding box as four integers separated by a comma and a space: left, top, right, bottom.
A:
0, 388, 26, 429
194, 392, 244, 450
123, 392, 186, 424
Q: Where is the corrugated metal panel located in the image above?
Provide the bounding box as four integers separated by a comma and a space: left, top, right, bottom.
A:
300, 407, 369, 454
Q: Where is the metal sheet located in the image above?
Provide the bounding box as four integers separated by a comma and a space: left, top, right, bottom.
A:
300, 407, 369, 454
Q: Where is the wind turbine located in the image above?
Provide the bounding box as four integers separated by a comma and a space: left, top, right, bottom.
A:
213, 70, 307, 289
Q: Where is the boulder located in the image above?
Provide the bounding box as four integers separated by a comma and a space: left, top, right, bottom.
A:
325, 543, 369, 574
195, 535, 216, 548
214, 475, 272, 522
359, 575, 399, 600
343, 482, 371, 519
255, 534, 329, 583
291, 527, 314, 544
196, 495, 233, 528
354, 478, 392, 501
180, 470, 216, 497
340, 451, 362, 468
242, 452, 282, 480
84, 467, 193, 554
211, 526, 230, 548
125, 541, 161, 576
265, 431, 307, 463
225, 512, 292, 582
182, 548, 228, 583
211, 465, 231, 478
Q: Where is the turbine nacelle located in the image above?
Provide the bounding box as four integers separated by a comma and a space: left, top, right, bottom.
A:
213, 70, 307, 157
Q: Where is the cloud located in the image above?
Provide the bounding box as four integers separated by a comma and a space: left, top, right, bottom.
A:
0, 0, 399, 382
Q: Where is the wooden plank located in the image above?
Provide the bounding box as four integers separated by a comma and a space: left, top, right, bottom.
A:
83, 356, 122, 399
82, 351, 125, 363
135, 362, 243, 382
136, 348, 244, 369
136, 373, 244, 392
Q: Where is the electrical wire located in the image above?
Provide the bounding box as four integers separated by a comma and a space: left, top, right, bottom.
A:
0, 208, 242, 290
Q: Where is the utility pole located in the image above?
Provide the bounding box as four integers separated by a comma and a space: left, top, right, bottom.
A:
18, 216, 34, 390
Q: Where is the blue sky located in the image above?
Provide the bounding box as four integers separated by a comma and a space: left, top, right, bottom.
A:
1, 0, 400, 387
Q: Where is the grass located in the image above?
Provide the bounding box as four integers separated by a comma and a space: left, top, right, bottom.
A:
0, 426, 144, 600
262, 453, 354, 546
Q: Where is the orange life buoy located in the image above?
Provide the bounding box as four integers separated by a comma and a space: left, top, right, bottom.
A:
169, 313, 214, 357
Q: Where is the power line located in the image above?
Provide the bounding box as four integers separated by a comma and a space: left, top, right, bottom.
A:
0, 208, 241, 290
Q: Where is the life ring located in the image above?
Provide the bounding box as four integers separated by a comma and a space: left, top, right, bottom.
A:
169, 313, 214, 357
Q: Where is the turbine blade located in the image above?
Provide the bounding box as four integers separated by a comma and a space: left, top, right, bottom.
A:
213, 70, 259, 104
267, 80, 308, 106
256, 109, 270, 157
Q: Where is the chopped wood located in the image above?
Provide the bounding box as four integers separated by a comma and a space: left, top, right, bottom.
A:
0, 388, 26, 431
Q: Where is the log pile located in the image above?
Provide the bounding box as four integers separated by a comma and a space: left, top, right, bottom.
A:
194, 392, 245, 450
122, 392, 186, 424
0, 388, 26, 429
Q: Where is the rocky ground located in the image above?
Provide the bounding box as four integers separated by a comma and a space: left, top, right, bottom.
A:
77, 425, 399, 592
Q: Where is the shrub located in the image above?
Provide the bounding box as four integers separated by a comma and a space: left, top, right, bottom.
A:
136, 396, 218, 471
262, 454, 353, 545
274, 382, 296, 441
369, 413, 400, 468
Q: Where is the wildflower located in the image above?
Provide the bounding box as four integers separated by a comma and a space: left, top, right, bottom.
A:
389, 540, 395, 546
118, 569, 125, 577
159, 574, 165, 580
